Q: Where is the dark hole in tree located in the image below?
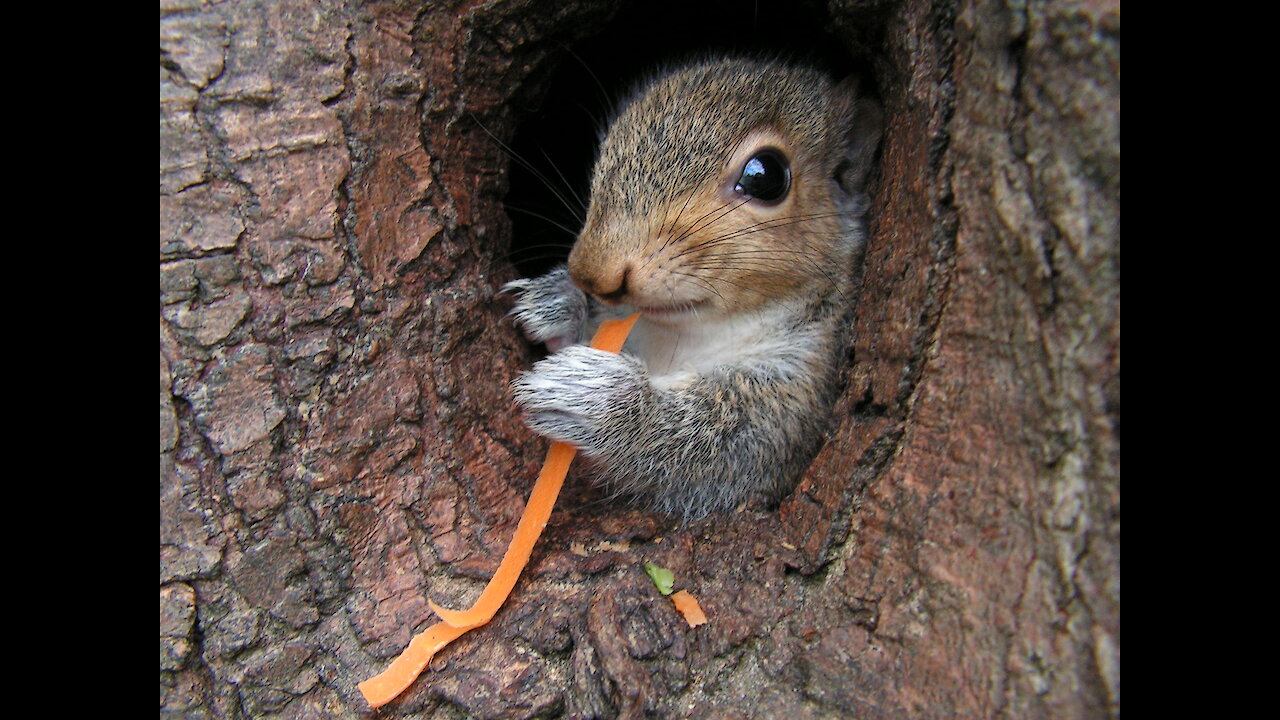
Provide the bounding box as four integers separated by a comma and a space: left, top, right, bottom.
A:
504, 0, 876, 279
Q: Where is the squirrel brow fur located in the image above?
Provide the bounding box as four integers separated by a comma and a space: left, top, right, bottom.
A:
589, 57, 845, 218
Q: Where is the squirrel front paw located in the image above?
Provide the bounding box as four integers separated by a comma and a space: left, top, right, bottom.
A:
502, 265, 589, 352
511, 345, 648, 452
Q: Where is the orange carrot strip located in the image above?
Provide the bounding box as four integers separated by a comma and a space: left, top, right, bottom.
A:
670, 589, 708, 627
357, 621, 468, 708
358, 313, 640, 708
586, 313, 640, 354
429, 313, 640, 629
427, 440, 576, 630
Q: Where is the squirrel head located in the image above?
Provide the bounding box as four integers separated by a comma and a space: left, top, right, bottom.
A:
567, 57, 882, 324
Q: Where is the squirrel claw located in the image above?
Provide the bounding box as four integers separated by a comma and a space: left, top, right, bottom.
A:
502, 265, 589, 350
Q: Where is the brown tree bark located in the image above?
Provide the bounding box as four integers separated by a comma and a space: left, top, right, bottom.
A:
160, 1, 1118, 718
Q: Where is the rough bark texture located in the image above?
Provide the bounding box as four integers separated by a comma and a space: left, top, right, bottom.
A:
160, 1, 1119, 718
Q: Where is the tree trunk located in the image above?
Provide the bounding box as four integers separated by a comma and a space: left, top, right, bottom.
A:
160, 1, 1118, 718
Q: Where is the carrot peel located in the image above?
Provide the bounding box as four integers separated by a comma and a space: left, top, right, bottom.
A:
670, 589, 708, 627
582, 313, 640, 354
428, 441, 577, 629
358, 313, 640, 708
356, 622, 469, 708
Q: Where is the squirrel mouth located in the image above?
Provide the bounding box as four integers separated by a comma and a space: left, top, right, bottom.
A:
634, 300, 709, 319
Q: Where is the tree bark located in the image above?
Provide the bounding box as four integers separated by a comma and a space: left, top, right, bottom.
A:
160, 1, 1118, 718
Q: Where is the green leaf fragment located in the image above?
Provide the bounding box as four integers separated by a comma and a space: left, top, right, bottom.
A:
643, 562, 675, 596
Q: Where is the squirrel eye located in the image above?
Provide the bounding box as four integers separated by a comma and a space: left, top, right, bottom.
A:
735, 150, 790, 203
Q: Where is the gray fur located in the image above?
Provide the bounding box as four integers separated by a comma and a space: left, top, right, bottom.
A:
502, 266, 590, 352
510, 306, 840, 519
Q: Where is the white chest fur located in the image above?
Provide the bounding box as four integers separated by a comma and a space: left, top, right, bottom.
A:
620, 302, 822, 389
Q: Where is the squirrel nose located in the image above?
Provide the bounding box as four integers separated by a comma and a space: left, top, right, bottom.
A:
575, 265, 631, 304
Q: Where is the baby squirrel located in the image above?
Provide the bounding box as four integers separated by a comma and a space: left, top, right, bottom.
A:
504, 57, 882, 521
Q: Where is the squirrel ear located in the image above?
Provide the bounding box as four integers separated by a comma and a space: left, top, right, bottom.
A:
831, 75, 884, 196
